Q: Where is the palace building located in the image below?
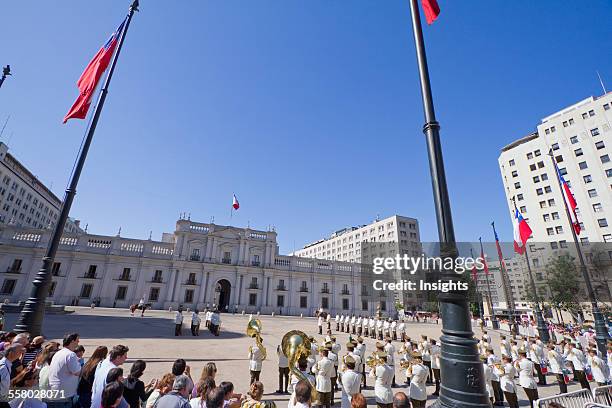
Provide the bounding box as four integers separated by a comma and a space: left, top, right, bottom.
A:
0, 218, 396, 316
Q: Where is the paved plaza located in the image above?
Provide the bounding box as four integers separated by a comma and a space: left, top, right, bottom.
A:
3, 307, 587, 407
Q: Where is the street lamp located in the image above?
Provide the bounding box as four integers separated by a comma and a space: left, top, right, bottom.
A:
0, 65, 11, 89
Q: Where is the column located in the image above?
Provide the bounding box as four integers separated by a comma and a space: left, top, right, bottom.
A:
166, 269, 177, 301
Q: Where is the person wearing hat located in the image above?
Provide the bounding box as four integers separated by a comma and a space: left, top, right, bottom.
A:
509, 339, 519, 362
482, 330, 491, 345
307, 337, 317, 373
417, 335, 432, 384
356, 316, 362, 337
339, 355, 360, 408
248, 338, 264, 384
383, 337, 396, 387
369, 351, 393, 408
514, 349, 538, 406
486, 348, 504, 406
500, 355, 519, 408
362, 316, 368, 337
397, 320, 405, 343
318, 313, 324, 335
369, 317, 376, 339
430, 339, 441, 396
331, 338, 341, 391
325, 342, 338, 405
390, 320, 397, 341
587, 348, 610, 386
480, 355, 494, 406
500, 335, 511, 359
312, 346, 334, 408
326, 313, 332, 332
339, 315, 345, 333
408, 352, 428, 408
528, 339, 546, 386
547, 343, 567, 394
345, 343, 362, 388
355, 337, 367, 388
382, 320, 390, 340
376, 319, 384, 340
288, 358, 315, 401
276, 344, 289, 394
350, 315, 356, 335
335, 314, 340, 332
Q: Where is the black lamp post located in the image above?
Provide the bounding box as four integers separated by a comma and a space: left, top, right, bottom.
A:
0, 65, 11, 89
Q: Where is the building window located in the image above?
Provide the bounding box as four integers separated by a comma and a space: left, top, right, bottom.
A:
321, 297, 329, 309
86, 265, 97, 279
541, 173, 548, 181
380, 301, 386, 311
593, 203, 603, 212
555, 155, 563, 163
530, 164, 537, 171
550, 242, 558, 250
544, 186, 551, 193
539, 201, 547, 208
300, 296, 307, 308
547, 227, 554, 236
222, 251, 231, 264
591, 128, 600, 137
0, 279, 16, 295
115, 286, 127, 300
252, 254, 260, 266
184, 289, 194, 303
49, 281, 57, 297
552, 212, 560, 220
598, 218, 608, 228
512, 170, 518, 177
362, 300, 368, 311
583, 175, 592, 184
527, 152, 533, 160
149, 287, 160, 302
559, 240, 568, 248
248, 293, 257, 306
555, 226, 563, 234
579, 161, 588, 170
509, 159, 515, 166
588, 189, 598, 198
570, 136, 578, 144
601, 155, 610, 164
517, 194, 523, 201
536, 188, 543, 196
277, 295, 285, 307
520, 206, 526, 213
552, 143, 559, 150
190, 248, 200, 261
80, 284, 93, 299
537, 161, 544, 168
342, 299, 349, 310
120, 268, 131, 281
187, 273, 196, 285
533, 176, 540, 183
607, 169, 612, 178
575, 148, 583, 157
548, 199, 556, 206
153, 270, 163, 283
596, 141, 605, 150
8, 259, 22, 273
604, 234, 612, 243
580, 237, 590, 245
543, 214, 550, 222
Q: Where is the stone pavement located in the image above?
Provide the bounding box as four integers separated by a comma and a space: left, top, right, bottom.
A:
3, 307, 588, 407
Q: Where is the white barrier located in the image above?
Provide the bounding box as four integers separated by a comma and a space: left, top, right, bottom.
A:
593, 385, 612, 406
583, 403, 611, 408
535, 388, 593, 408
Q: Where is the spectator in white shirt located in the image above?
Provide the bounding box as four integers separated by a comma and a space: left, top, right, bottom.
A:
48, 333, 81, 408
91, 345, 129, 408
0, 344, 25, 408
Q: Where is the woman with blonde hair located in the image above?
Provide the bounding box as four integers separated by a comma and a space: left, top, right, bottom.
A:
193, 362, 218, 398
241, 381, 264, 408
145, 373, 176, 408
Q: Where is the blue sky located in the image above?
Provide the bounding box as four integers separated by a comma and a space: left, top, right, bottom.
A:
0, 1, 610, 254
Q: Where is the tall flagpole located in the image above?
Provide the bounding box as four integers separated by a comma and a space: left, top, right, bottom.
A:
491, 221, 518, 335
0, 65, 11, 90
479, 237, 499, 329
549, 152, 610, 355
470, 248, 484, 319
407, 1, 489, 406
511, 198, 549, 342
14, 0, 139, 336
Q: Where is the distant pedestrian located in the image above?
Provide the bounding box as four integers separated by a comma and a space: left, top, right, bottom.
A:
175, 310, 184, 336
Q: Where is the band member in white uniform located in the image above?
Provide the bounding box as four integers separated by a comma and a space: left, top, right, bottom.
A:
500, 356, 518, 408
515, 350, 538, 406
481, 355, 494, 405
588, 348, 610, 386
312, 346, 334, 408
339, 355, 361, 408
547, 343, 567, 394
370, 352, 393, 408
430, 339, 441, 396
408, 352, 429, 408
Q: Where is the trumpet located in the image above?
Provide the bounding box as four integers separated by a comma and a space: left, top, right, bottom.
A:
365, 352, 384, 368
494, 362, 505, 375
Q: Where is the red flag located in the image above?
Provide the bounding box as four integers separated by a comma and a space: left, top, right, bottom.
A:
480, 248, 489, 275
232, 194, 239, 210
471, 264, 478, 282
63, 20, 125, 123
421, 0, 440, 25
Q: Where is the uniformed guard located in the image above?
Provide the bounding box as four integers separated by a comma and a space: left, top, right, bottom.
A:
248, 338, 264, 384
318, 313, 324, 335
355, 336, 367, 388
398, 320, 405, 342
418, 335, 432, 384
339, 355, 361, 408
313, 344, 335, 408
383, 337, 396, 387
331, 337, 341, 391
370, 351, 393, 408
430, 339, 441, 396
335, 314, 340, 331
515, 349, 539, 406
408, 352, 428, 408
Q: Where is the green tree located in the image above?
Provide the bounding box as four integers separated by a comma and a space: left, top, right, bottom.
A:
546, 255, 583, 319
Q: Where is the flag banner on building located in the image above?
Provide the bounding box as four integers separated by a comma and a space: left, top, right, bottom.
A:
63, 19, 127, 123
492, 224, 506, 274
553, 160, 581, 235
232, 194, 239, 210
421, 0, 440, 24
512, 208, 532, 255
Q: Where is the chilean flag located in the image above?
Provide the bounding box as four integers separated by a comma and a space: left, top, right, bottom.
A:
554, 163, 581, 235
232, 194, 239, 210
421, 0, 441, 25
513, 208, 532, 255
63, 19, 126, 123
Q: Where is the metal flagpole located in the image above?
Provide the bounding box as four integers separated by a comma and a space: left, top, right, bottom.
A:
470, 248, 484, 319
491, 221, 518, 335
479, 237, 499, 329
14, 0, 140, 336
407, 1, 489, 406
549, 152, 609, 354
511, 198, 549, 342
0, 65, 11, 90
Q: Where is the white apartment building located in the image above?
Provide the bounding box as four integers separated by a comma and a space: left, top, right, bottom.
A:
0, 143, 82, 233
293, 215, 421, 263
499, 93, 612, 245
0, 219, 394, 316
498, 93, 612, 309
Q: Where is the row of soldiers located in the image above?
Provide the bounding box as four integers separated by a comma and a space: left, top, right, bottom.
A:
475, 330, 611, 407
317, 313, 418, 341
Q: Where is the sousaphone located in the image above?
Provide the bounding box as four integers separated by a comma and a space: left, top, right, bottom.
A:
281, 330, 318, 404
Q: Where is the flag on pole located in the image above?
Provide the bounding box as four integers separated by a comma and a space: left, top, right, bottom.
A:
513, 208, 532, 255
480, 246, 489, 275
492, 224, 506, 274
421, 0, 440, 24
232, 194, 239, 210
471, 263, 478, 282
63, 19, 126, 123
553, 161, 581, 235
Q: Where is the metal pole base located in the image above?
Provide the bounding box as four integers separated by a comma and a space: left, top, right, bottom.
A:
491, 319, 500, 330
593, 309, 610, 356
535, 309, 550, 343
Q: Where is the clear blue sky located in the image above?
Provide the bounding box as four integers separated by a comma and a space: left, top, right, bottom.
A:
0, 1, 610, 253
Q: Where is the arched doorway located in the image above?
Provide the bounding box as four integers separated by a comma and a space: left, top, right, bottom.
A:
214, 279, 231, 312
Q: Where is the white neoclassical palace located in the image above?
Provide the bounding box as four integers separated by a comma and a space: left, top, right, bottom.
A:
0, 219, 396, 316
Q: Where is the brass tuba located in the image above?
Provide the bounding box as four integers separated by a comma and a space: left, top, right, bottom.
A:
365, 352, 384, 369
282, 330, 318, 404
247, 318, 267, 361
